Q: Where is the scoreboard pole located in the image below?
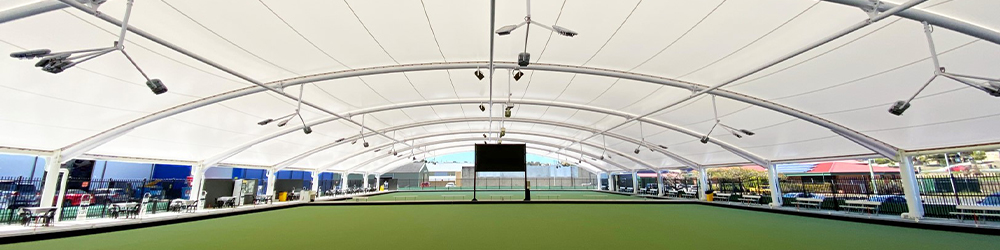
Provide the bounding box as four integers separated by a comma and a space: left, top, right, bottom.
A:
472, 167, 478, 201
524, 170, 530, 201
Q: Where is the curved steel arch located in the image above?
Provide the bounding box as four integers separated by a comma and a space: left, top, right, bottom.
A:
219, 98, 733, 170
266, 117, 703, 173
62, 61, 892, 164
319, 130, 657, 173
367, 145, 612, 175
348, 137, 642, 174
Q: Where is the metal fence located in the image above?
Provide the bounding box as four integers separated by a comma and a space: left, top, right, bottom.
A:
918, 172, 1000, 219
777, 175, 908, 215
1, 177, 189, 225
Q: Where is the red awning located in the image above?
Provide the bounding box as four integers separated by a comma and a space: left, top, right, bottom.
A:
806, 162, 899, 174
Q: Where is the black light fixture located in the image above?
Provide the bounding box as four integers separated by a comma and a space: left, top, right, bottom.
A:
499, 127, 506, 137
479, 103, 486, 112
496, 0, 577, 68
890, 22, 1000, 116
335, 138, 345, 143
10, 0, 166, 95
504, 105, 514, 118
701, 95, 754, 142
474, 67, 485, 80
513, 69, 524, 81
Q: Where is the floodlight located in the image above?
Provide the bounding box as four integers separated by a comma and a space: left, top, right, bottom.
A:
374, 148, 382, 153
552, 25, 578, 37
513, 69, 523, 81
352, 140, 358, 145
500, 127, 506, 137
479, 103, 486, 112
740, 129, 755, 136
10, 49, 51, 59
276, 117, 292, 127
888, 101, 910, 116
496, 24, 519, 36
363, 141, 369, 147
336, 138, 345, 143
474, 68, 485, 80
303, 126, 312, 134
257, 119, 274, 126
658, 145, 668, 149
518, 52, 530, 67
600, 155, 605, 160
700, 136, 710, 144
146, 79, 167, 95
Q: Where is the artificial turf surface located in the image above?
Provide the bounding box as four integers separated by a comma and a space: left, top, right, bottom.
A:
354, 190, 643, 201
6, 203, 1000, 250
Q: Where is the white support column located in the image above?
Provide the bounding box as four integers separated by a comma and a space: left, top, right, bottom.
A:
899, 155, 925, 220
656, 170, 665, 196
311, 171, 320, 193
39, 152, 63, 207
188, 165, 209, 210
632, 171, 639, 194
265, 169, 276, 196
698, 168, 709, 201
362, 172, 370, 190
375, 173, 381, 191
608, 173, 614, 191
341, 172, 349, 190
766, 163, 783, 207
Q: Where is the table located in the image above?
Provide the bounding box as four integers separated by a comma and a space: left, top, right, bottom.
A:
20, 207, 56, 227
255, 195, 273, 205
216, 196, 237, 208
714, 193, 732, 202
353, 197, 369, 202
169, 199, 198, 213
111, 202, 140, 219
394, 196, 417, 201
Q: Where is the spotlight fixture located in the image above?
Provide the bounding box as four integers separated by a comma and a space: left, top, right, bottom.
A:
374, 148, 382, 153
518, 52, 530, 67
363, 141, 369, 148
335, 138, 345, 143
658, 145, 668, 149
504, 105, 513, 118
10, 0, 167, 95
634, 147, 641, 154
479, 103, 486, 112
352, 140, 358, 145
303, 126, 312, 134
474, 67, 485, 81
890, 22, 1000, 116
499, 127, 506, 137
701, 95, 754, 142
513, 69, 524, 81
496, 0, 578, 68
257, 119, 273, 126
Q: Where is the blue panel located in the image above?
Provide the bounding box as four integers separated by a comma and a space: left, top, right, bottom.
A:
151, 164, 192, 179
99, 161, 154, 180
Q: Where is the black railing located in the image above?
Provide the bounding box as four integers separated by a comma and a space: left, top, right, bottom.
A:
1, 177, 189, 225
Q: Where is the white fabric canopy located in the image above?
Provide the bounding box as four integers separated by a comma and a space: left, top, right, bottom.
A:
1, 0, 998, 174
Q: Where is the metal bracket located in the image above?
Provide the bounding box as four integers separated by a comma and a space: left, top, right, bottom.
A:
862, 0, 882, 21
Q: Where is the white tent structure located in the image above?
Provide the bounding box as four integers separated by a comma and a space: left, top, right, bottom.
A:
2, 0, 999, 210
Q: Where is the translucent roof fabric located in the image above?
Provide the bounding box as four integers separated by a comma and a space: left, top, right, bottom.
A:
1, 0, 999, 174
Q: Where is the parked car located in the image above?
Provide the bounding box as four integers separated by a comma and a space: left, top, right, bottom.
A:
445, 182, 456, 188
977, 192, 1000, 206
0, 180, 40, 209
56, 189, 95, 206
92, 188, 128, 203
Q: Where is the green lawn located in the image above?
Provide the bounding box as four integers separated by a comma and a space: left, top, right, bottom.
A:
356, 190, 641, 201
7, 204, 1000, 249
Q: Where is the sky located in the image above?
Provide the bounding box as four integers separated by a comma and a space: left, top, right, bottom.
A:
427, 151, 558, 164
